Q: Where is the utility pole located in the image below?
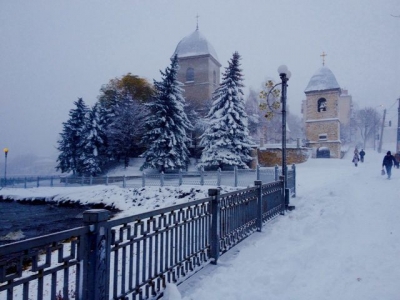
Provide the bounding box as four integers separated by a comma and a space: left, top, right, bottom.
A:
397, 98, 400, 154
378, 109, 386, 153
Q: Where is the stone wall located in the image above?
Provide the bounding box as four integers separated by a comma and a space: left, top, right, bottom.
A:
177, 55, 220, 115
257, 148, 310, 167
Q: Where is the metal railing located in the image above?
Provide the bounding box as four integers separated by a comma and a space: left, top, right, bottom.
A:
0, 165, 296, 194
0, 179, 287, 300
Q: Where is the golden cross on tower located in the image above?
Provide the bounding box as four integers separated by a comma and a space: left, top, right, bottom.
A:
196, 14, 200, 30
320, 51, 327, 66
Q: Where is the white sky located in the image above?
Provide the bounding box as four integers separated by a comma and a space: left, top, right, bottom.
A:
1, 147, 399, 299
1, 0, 399, 158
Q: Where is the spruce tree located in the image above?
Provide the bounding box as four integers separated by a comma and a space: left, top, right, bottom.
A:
80, 102, 105, 176
56, 98, 89, 175
199, 52, 254, 169
141, 54, 193, 172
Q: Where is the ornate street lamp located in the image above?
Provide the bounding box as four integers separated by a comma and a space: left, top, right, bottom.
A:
259, 65, 294, 211
277, 65, 294, 211
3, 148, 8, 187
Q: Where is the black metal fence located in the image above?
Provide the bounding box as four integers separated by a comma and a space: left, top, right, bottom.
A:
0, 165, 296, 193
0, 180, 288, 300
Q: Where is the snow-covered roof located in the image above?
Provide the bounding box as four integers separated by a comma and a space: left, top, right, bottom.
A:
172, 29, 219, 61
304, 66, 340, 93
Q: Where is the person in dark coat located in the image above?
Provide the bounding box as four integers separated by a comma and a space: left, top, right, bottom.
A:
382, 151, 396, 179
359, 149, 365, 162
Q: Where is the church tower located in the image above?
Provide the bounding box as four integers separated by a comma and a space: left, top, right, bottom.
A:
172, 27, 221, 116
303, 65, 342, 158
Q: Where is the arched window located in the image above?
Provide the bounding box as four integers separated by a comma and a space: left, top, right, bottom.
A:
213, 70, 217, 84
317, 98, 327, 112
186, 68, 194, 82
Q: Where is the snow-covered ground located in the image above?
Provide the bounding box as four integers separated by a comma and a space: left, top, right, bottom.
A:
1, 148, 399, 299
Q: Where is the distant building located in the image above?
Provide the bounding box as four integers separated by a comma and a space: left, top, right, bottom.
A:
302, 65, 352, 158
172, 27, 221, 116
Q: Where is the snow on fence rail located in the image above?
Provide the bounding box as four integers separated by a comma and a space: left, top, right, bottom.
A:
0, 180, 286, 300
0, 165, 296, 193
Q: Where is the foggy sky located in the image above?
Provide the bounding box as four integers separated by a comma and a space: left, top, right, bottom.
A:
1, 0, 399, 161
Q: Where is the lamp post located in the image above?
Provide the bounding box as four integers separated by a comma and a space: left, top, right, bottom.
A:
373, 105, 383, 151
277, 65, 294, 211
3, 148, 8, 187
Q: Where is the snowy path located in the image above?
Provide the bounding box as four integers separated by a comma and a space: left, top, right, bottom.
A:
179, 151, 400, 300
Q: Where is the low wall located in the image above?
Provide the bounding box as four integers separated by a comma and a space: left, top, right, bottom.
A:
258, 147, 310, 167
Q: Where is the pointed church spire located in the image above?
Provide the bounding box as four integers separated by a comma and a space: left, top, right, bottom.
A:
196, 14, 199, 30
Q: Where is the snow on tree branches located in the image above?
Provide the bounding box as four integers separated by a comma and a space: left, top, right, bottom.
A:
199, 52, 254, 170
140, 55, 193, 173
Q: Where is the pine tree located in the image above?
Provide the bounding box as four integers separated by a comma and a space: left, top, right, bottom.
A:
80, 102, 105, 176
199, 52, 254, 169
141, 54, 193, 172
107, 95, 147, 168
56, 98, 89, 175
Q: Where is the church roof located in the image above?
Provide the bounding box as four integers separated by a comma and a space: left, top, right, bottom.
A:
172, 29, 219, 61
304, 66, 340, 93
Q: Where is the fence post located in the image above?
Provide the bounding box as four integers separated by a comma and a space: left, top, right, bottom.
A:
160, 172, 164, 187
200, 167, 204, 186
142, 171, 145, 187
123, 175, 126, 188
81, 176, 84, 186
83, 209, 111, 300
255, 180, 263, 232
179, 169, 182, 186
274, 165, 279, 181
256, 164, 260, 181
24, 177, 27, 189
37, 176, 40, 188
209, 188, 220, 264
292, 164, 296, 198
65, 176, 68, 187
90, 175, 93, 186
279, 175, 285, 216
50, 176, 53, 187
217, 168, 221, 186
106, 175, 108, 186
234, 166, 238, 187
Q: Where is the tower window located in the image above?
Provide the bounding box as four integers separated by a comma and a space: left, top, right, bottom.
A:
186, 68, 194, 82
213, 70, 217, 84
318, 98, 327, 112
319, 134, 327, 140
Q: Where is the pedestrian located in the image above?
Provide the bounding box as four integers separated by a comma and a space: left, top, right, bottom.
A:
382, 151, 396, 179
354, 147, 359, 156
359, 149, 365, 162
352, 153, 359, 167
394, 153, 400, 169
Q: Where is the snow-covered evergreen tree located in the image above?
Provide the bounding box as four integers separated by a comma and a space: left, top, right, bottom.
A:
199, 52, 254, 169
56, 98, 89, 175
107, 95, 147, 168
80, 102, 105, 176
141, 54, 193, 172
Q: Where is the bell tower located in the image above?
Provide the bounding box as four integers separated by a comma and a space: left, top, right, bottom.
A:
303, 59, 342, 158
172, 27, 221, 116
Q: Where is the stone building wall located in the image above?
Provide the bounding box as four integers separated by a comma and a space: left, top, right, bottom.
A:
177, 55, 220, 115
304, 89, 342, 158
305, 90, 340, 120
257, 148, 310, 167
305, 120, 340, 141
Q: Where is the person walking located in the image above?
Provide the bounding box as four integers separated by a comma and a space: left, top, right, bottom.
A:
382, 151, 396, 179
354, 147, 359, 156
359, 149, 365, 162
352, 153, 359, 167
